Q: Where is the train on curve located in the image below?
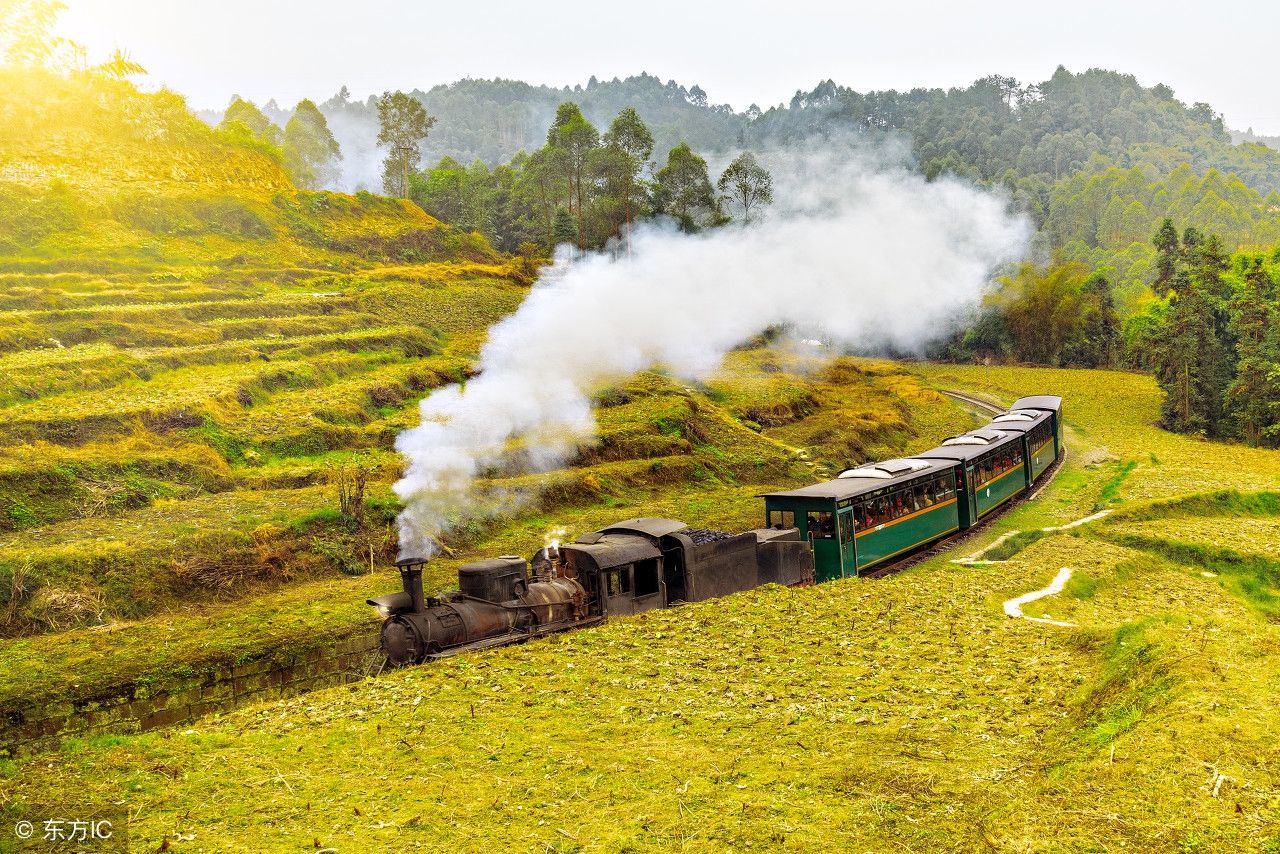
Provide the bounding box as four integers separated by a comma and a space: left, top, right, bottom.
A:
369, 394, 1063, 665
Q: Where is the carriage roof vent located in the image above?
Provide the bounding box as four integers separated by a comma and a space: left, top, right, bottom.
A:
991, 409, 1039, 423
837, 459, 931, 479
941, 428, 1007, 446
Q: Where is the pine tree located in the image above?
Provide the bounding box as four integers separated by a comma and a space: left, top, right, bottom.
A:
1226, 259, 1280, 445
1152, 218, 1179, 295
551, 206, 578, 246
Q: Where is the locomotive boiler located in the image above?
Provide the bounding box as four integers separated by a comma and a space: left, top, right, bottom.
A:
369, 517, 814, 666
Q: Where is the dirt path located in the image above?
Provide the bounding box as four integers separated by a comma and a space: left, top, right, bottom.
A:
1003, 567, 1075, 627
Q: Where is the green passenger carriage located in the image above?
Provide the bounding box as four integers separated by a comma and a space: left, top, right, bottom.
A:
760, 395, 1063, 581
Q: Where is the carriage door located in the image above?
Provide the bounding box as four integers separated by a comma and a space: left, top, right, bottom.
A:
963, 464, 978, 527
837, 506, 856, 577
806, 509, 842, 582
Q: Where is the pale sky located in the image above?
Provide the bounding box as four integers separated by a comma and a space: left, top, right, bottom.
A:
60, 0, 1280, 135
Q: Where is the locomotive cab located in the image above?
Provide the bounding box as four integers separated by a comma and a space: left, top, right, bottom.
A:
559, 531, 667, 617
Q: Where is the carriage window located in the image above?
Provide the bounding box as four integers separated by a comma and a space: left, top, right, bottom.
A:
839, 513, 855, 545
633, 559, 659, 597
937, 474, 955, 501
874, 497, 890, 525
607, 568, 632, 597
806, 511, 835, 539
768, 509, 796, 530
887, 491, 908, 520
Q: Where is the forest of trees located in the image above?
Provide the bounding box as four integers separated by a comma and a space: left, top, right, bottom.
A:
405, 104, 770, 252
216, 69, 1280, 286
216, 96, 341, 191
207, 72, 1280, 447
951, 219, 1280, 446
9, 0, 1279, 451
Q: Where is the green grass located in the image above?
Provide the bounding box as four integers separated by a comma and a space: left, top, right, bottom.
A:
6, 66, 1280, 850
1094, 458, 1138, 510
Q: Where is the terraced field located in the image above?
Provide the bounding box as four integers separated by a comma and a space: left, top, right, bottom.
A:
10, 64, 1279, 853
8, 363, 1279, 852
0, 243, 978, 751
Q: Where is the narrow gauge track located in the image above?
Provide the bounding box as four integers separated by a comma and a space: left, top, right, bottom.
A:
859, 389, 1067, 579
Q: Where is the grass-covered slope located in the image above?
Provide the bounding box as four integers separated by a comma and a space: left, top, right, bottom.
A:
5, 365, 1280, 851
0, 66, 981, 746
0, 67, 494, 269
0, 355, 970, 728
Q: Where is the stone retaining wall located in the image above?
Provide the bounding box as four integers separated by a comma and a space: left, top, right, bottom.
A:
4, 632, 380, 755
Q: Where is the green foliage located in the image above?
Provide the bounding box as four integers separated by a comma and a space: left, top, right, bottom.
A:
377, 91, 436, 198
312, 68, 1280, 296
1225, 258, 1280, 445
218, 97, 284, 164
654, 142, 721, 232
964, 261, 1119, 367
1147, 227, 1237, 437
404, 103, 752, 252
283, 98, 341, 189
717, 152, 774, 224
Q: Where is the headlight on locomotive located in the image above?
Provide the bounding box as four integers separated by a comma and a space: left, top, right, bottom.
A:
366, 591, 413, 618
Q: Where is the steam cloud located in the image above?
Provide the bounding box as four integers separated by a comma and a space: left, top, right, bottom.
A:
392, 147, 1030, 558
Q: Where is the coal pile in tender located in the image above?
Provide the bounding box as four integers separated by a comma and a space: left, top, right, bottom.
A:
683, 529, 734, 545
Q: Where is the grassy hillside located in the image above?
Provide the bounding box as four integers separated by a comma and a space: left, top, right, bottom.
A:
0, 67, 978, 750
5, 364, 1280, 851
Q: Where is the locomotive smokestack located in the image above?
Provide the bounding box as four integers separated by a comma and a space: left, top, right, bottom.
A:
395, 556, 428, 613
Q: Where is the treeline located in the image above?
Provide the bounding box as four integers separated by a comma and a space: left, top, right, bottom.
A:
312, 73, 740, 174
752, 68, 1280, 199
952, 263, 1122, 369
216, 97, 342, 190
1143, 224, 1280, 444
404, 104, 773, 252
954, 220, 1280, 446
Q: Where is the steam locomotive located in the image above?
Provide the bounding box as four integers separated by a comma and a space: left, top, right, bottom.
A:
368, 518, 814, 666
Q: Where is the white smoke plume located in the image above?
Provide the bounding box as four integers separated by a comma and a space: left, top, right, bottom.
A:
392, 146, 1030, 558
322, 108, 385, 193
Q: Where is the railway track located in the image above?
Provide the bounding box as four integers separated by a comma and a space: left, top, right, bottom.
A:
860, 389, 1066, 579
939, 388, 1005, 416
